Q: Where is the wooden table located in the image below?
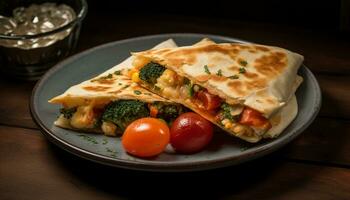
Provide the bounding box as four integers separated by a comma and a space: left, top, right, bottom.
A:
1, 15, 350, 199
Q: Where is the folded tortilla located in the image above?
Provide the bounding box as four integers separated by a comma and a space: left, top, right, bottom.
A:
49, 39, 181, 136
130, 39, 303, 142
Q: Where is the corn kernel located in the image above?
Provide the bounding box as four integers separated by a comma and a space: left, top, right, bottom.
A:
224, 122, 233, 129
101, 122, 117, 136
131, 72, 140, 83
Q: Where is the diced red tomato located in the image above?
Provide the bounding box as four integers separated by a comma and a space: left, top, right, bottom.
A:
196, 90, 222, 110
149, 105, 158, 118
239, 107, 272, 129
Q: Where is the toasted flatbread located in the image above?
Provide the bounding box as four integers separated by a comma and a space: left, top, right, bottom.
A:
130, 38, 303, 142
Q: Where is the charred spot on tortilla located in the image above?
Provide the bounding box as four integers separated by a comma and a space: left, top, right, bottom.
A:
211, 74, 227, 82
243, 72, 259, 79
195, 74, 211, 82
254, 51, 287, 76
83, 86, 111, 92
254, 45, 270, 52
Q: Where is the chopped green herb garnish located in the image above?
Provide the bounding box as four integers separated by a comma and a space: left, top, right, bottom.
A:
106, 74, 113, 78
240, 146, 249, 151
102, 138, 108, 145
216, 69, 223, 76
239, 67, 246, 74
183, 77, 191, 85
204, 65, 211, 74
188, 85, 194, 97
114, 70, 121, 75
78, 135, 98, 144
106, 147, 117, 157
118, 83, 122, 85
144, 93, 152, 96
239, 60, 248, 66
106, 147, 116, 153
154, 85, 161, 91
228, 75, 239, 79
122, 85, 130, 89
134, 90, 142, 95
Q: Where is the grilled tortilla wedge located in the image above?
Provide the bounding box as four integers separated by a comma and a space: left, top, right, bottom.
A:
130, 38, 303, 142
49, 39, 184, 136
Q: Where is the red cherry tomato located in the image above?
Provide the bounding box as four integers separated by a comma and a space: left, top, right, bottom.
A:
196, 90, 222, 110
122, 118, 170, 157
170, 112, 213, 154
239, 107, 271, 129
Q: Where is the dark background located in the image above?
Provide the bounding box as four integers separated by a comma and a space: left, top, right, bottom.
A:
85, 0, 347, 32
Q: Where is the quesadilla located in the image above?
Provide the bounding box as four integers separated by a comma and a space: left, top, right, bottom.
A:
49, 39, 185, 136
129, 39, 303, 142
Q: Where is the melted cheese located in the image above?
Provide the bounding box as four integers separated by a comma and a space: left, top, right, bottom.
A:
70, 105, 96, 129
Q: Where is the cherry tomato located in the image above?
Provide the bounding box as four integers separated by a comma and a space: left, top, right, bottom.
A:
122, 118, 170, 157
170, 112, 213, 154
196, 90, 222, 110
239, 107, 271, 129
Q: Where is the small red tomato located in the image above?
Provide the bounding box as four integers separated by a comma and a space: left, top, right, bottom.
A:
122, 118, 170, 157
170, 112, 213, 154
196, 90, 222, 110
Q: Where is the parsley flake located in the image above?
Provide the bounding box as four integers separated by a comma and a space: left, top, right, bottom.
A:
134, 90, 142, 95
114, 70, 121, 75
154, 86, 161, 91
239, 67, 246, 74
228, 75, 239, 79
216, 69, 223, 76
239, 60, 248, 66
204, 65, 211, 74
122, 85, 130, 89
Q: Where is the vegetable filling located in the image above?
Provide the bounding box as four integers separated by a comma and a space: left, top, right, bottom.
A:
59, 100, 184, 136
135, 62, 272, 135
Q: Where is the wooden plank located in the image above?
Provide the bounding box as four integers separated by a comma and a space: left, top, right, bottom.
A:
78, 15, 350, 75
316, 74, 350, 119
284, 117, 350, 166
0, 79, 37, 129
1, 125, 350, 199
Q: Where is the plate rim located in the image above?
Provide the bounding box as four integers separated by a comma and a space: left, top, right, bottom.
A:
30, 33, 322, 172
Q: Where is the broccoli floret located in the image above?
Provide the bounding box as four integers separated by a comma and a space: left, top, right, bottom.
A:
139, 62, 166, 85
102, 100, 149, 130
60, 107, 77, 119
220, 103, 235, 121
154, 102, 183, 121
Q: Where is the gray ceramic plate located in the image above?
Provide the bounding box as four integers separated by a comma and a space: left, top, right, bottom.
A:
30, 33, 321, 172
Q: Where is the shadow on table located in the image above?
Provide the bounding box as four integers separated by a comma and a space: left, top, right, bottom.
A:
283, 77, 350, 166
47, 141, 323, 199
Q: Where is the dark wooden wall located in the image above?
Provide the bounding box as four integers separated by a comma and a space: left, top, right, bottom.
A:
86, 0, 343, 31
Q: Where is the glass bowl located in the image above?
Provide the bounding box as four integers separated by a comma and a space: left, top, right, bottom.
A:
0, 0, 87, 80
